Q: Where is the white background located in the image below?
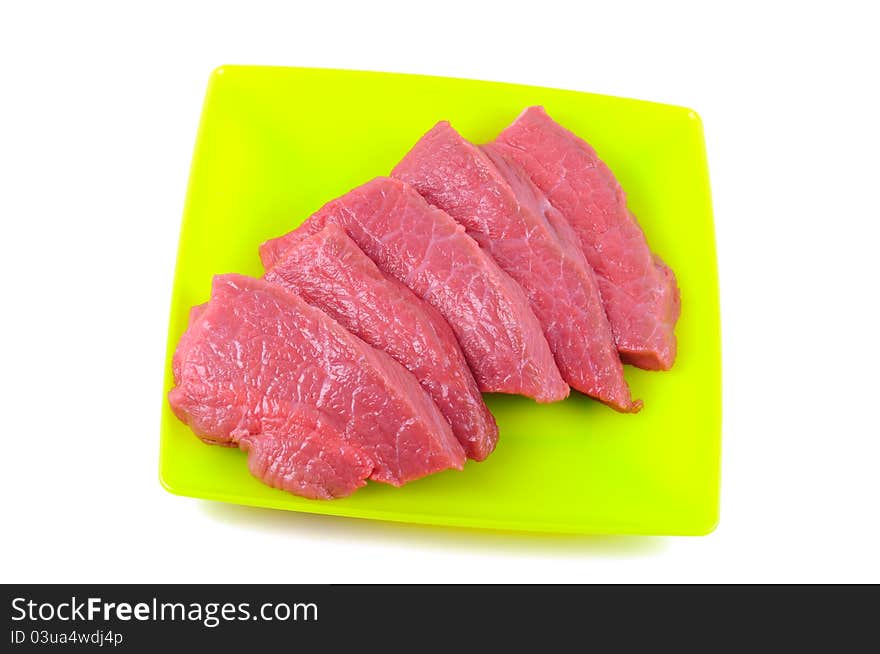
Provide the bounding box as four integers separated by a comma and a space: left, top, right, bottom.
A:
1, 1, 878, 584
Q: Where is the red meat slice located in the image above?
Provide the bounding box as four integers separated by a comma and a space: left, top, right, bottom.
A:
494, 106, 681, 370
240, 411, 374, 499
263, 223, 498, 460
260, 177, 567, 403
393, 122, 639, 412
168, 274, 465, 498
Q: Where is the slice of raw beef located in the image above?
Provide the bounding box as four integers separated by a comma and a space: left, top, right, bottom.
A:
260, 177, 568, 403
168, 274, 465, 497
263, 223, 498, 460
239, 410, 374, 499
392, 121, 639, 412
494, 106, 681, 370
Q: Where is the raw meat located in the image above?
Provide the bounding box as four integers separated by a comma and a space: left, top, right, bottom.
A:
494, 106, 681, 370
393, 122, 639, 412
260, 177, 567, 403
239, 410, 374, 499
188, 303, 206, 326
263, 223, 498, 460
168, 274, 465, 497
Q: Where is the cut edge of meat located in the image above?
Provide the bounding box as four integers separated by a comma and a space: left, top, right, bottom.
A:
263, 176, 569, 404
616, 250, 681, 370
239, 409, 374, 500
392, 121, 637, 412
494, 106, 681, 372
169, 273, 466, 492
263, 223, 500, 461
481, 142, 642, 413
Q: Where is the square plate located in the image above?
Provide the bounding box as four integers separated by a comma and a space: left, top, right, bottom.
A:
160, 66, 721, 535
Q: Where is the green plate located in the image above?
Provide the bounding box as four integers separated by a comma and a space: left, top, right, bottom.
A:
160, 66, 721, 535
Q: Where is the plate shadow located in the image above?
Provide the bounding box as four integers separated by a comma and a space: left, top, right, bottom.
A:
201, 502, 667, 558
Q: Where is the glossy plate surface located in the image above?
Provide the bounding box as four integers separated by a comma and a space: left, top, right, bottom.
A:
160, 66, 721, 534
